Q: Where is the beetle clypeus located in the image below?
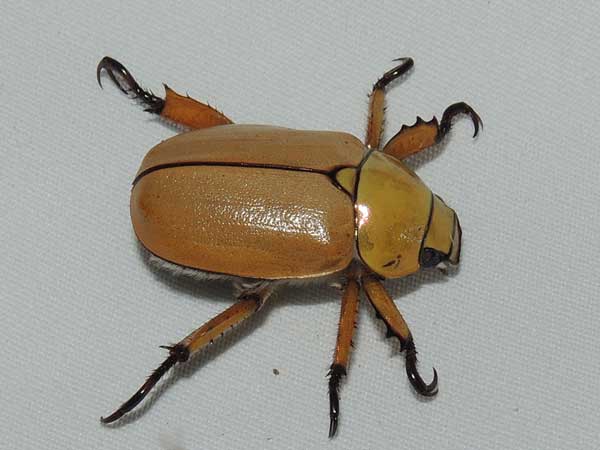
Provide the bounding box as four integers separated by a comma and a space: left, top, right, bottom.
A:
97, 56, 481, 436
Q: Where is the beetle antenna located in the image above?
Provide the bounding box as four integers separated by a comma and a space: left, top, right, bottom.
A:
404, 340, 438, 396
100, 344, 189, 424
96, 56, 165, 114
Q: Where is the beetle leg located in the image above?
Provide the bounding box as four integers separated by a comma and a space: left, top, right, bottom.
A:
361, 274, 438, 396
328, 272, 360, 438
382, 102, 482, 160
97, 56, 233, 130
100, 285, 273, 424
365, 57, 414, 150
96, 56, 164, 112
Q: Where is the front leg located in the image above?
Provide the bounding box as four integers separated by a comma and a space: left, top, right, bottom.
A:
382, 102, 482, 160
362, 274, 438, 396
97, 56, 233, 130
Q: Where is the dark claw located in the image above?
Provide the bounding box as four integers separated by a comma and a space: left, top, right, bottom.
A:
404, 341, 438, 397
328, 364, 346, 438
100, 345, 188, 424
96, 56, 165, 113
439, 102, 483, 139
374, 57, 414, 90
96, 56, 130, 91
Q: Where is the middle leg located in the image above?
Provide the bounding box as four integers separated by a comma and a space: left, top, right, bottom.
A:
364, 58, 414, 150
328, 271, 360, 437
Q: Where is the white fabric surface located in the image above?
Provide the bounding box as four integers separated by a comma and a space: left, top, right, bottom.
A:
2, 2, 599, 449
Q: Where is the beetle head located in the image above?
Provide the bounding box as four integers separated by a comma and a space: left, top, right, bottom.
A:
420, 195, 461, 272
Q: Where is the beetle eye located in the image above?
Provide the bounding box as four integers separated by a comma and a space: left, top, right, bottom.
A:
421, 248, 443, 268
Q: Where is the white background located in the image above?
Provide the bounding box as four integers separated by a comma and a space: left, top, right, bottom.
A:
2, 2, 599, 449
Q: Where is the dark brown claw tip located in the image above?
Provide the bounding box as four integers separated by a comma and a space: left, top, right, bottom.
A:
100, 346, 184, 424
467, 107, 483, 138
96, 56, 165, 114
439, 102, 483, 140
404, 341, 438, 397
328, 364, 346, 438
374, 57, 415, 90
96, 56, 130, 94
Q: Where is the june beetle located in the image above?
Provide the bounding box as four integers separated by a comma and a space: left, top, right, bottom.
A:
97, 56, 481, 436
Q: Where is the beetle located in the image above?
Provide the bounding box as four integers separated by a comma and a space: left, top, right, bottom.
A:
96, 56, 481, 436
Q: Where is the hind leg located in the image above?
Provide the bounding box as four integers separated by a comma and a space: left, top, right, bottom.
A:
101, 283, 273, 424
97, 56, 233, 130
